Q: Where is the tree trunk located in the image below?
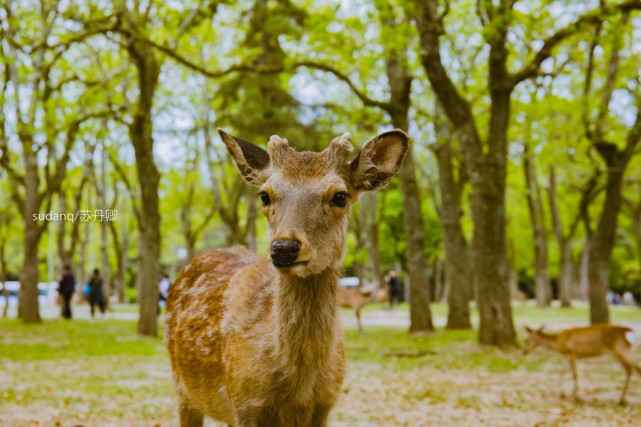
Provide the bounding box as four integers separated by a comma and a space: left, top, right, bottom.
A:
397, 147, 434, 333
352, 202, 367, 287
434, 257, 443, 302
97, 148, 111, 308
19, 159, 41, 323
364, 193, 382, 284
1, 235, 9, 318
578, 242, 590, 300
118, 219, 129, 303
431, 142, 472, 329
0, 246, 9, 319
635, 205, 641, 274
131, 127, 161, 336
588, 157, 625, 324
20, 218, 41, 323
523, 143, 551, 307
119, 17, 163, 335
558, 241, 573, 307
473, 159, 515, 345
547, 167, 573, 307
416, 1, 515, 345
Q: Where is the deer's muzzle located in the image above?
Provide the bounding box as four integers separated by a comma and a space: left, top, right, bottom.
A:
271, 240, 302, 268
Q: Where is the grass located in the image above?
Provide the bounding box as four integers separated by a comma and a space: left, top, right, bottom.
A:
1, 303, 641, 426
0, 318, 173, 424
358, 300, 641, 324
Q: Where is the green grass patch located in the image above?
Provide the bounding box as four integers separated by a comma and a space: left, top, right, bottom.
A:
0, 318, 173, 422
0, 318, 164, 361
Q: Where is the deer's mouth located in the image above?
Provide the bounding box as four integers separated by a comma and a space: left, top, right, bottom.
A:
273, 260, 309, 269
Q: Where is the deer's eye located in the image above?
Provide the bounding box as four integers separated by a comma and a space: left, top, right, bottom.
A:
259, 192, 271, 207
330, 192, 349, 208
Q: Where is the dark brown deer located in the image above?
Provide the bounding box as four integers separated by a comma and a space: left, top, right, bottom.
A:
523, 324, 641, 404
165, 128, 409, 426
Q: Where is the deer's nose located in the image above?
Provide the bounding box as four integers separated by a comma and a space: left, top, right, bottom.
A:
271, 240, 301, 268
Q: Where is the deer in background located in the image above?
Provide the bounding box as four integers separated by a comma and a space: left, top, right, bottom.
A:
165, 128, 408, 426
523, 324, 641, 405
338, 283, 388, 334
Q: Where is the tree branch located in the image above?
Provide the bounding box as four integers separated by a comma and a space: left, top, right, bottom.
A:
107, 148, 142, 226
294, 61, 391, 110
41, 110, 113, 202
512, 0, 641, 85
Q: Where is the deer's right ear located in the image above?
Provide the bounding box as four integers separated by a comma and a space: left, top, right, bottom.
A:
351, 129, 409, 192
524, 326, 533, 333
218, 129, 270, 186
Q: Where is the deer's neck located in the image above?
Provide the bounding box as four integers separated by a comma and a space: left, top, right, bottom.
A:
272, 269, 341, 368
536, 332, 561, 351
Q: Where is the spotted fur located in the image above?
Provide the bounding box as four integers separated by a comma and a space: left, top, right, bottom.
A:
166, 129, 409, 426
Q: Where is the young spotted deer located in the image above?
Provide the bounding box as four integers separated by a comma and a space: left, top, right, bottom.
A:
165, 128, 409, 426
523, 324, 641, 405
337, 284, 388, 334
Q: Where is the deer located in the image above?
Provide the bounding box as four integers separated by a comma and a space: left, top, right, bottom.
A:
337, 283, 388, 334
165, 128, 409, 426
523, 324, 641, 405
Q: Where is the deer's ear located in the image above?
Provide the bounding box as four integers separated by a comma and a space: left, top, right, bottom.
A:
524, 326, 533, 333
351, 129, 409, 192
218, 129, 270, 186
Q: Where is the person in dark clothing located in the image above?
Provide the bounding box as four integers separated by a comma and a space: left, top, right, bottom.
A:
88, 268, 106, 319
58, 265, 76, 319
387, 269, 401, 308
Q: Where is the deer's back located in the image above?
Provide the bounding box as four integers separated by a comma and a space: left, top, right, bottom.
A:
165, 247, 259, 422
337, 287, 370, 309
559, 324, 634, 358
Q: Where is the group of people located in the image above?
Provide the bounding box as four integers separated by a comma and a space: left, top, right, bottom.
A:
58, 266, 400, 318
57, 265, 106, 320
57, 266, 173, 319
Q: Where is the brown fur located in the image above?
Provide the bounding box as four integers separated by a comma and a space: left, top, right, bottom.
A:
523, 324, 641, 404
338, 285, 388, 334
166, 129, 409, 426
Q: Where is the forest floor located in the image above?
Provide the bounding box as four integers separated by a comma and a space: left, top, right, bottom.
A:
1, 303, 641, 426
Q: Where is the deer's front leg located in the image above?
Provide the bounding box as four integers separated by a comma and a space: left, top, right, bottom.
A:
310, 404, 331, 427
568, 356, 579, 400
178, 400, 204, 427
235, 406, 277, 427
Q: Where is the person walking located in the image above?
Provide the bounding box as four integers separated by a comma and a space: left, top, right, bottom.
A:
88, 268, 106, 319
58, 265, 76, 319
158, 273, 171, 316
387, 269, 401, 308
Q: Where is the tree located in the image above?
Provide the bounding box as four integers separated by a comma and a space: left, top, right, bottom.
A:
415, 0, 641, 345
0, 1, 109, 322
89, 0, 225, 336
523, 142, 552, 307
297, 2, 434, 332
582, 11, 641, 323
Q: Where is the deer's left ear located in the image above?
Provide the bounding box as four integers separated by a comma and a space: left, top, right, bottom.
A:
351, 129, 409, 192
217, 128, 270, 186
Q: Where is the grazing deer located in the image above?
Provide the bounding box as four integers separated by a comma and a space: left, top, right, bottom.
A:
165, 128, 409, 426
523, 324, 641, 405
337, 283, 388, 334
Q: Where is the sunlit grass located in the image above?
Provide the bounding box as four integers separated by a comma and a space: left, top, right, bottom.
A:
359, 300, 641, 321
